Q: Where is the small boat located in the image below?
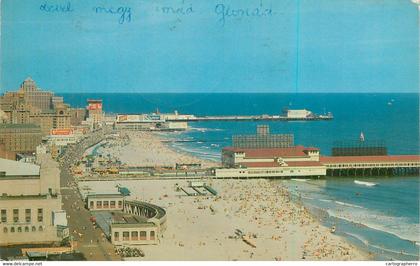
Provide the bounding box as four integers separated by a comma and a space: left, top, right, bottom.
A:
330, 226, 336, 233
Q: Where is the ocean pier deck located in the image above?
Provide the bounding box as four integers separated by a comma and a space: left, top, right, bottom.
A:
166, 114, 333, 122
320, 155, 420, 177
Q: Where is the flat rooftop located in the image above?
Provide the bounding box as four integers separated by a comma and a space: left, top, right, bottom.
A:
86, 193, 123, 198
0, 158, 40, 177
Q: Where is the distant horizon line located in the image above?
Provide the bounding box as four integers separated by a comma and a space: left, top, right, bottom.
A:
52, 91, 419, 94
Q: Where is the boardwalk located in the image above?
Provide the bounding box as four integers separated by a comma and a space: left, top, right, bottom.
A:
59, 127, 120, 261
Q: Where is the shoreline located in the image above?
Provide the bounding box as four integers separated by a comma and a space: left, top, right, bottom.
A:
77, 130, 370, 260
78, 178, 369, 260
94, 130, 220, 169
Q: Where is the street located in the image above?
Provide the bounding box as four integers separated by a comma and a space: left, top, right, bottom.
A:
59, 127, 120, 260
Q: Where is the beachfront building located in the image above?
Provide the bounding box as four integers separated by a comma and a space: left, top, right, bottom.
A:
111, 221, 158, 246
158, 110, 196, 121
216, 125, 326, 178
0, 154, 68, 246
85, 191, 166, 246
86, 194, 124, 211
17, 77, 54, 112
44, 128, 80, 147
217, 145, 326, 178
0, 78, 75, 136
110, 200, 166, 246
114, 114, 188, 131
86, 99, 103, 129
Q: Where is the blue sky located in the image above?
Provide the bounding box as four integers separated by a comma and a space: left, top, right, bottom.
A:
1, 0, 418, 93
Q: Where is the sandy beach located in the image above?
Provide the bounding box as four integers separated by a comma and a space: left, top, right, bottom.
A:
79, 177, 369, 261
92, 131, 219, 169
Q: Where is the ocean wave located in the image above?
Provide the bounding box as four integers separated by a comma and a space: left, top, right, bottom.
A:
326, 209, 420, 243
170, 144, 220, 160
189, 127, 224, 132
344, 232, 419, 258
318, 198, 332, 203
345, 232, 369, 246
291, 178, 310, 182
354, 180, 377, 187
334, 201, 366, 209
314, 198, 365, 209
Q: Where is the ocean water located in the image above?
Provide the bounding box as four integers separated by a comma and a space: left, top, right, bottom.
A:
61, 93, 419, 260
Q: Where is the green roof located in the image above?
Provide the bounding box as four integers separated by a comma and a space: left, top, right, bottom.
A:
118, 187, 130, 196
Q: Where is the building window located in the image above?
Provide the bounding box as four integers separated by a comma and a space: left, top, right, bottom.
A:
96, 201, 102, 209
25, 209, 31, 223
118, 201, 122, 208
150, 231, 155, 240
114, 232, 119, 241
32, 226, 36, 232
131, 231, 138, 240
38, 226, 43, 232
123, 231, 129, 241
37, 209, 43, 222
110, 201, 116, 208
3, 227, 7, 233
25, 226, 29, 232
17, 227, 22, 233
103, 201, 109, 208
90, 201, 94, 209
140, 231, 147, 240
10, 227, 15, 233
13, 209, 19, 223
1, 210, 6, 223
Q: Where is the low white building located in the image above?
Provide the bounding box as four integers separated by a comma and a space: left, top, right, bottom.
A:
115, 114, 188, 131
217, 146, 326, 178
86, 194, 124, 211
286, 109, 314, 119
44, 128, 85, 148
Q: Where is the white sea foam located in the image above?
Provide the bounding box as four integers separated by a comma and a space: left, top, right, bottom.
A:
334, 201, 366, 209
345, 232, 369, 246
314, 198, 365, 209
318, 199, 332, 203
171, 144, 220, 161
291, 178, 310, 182
326, 209, 420, 243
345, 232, 418, 257
189, 127, 223, 132
354, 180, 377, 187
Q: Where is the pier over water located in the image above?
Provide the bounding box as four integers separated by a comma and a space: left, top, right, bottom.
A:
320, 155, 420, 177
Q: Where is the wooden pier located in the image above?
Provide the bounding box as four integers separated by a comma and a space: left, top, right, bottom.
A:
320, 155, 420, 177
166, 114, 333, 122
